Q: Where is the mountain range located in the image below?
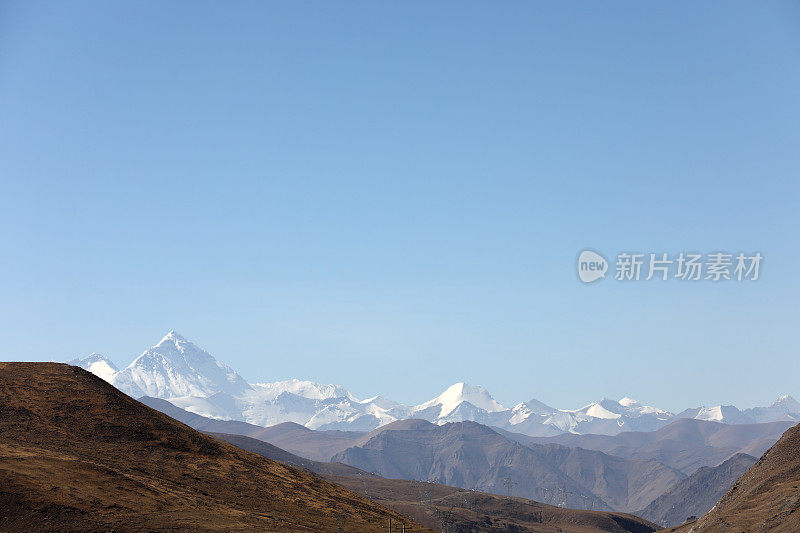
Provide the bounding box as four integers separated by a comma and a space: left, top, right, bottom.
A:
331, 419, 679, 513
70, 331, 800, 436
139, 393, 790, 523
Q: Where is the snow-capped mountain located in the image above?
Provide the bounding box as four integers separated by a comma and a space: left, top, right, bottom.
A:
493, 396, 675, 437
111, 331, 251, 399
676, 395, 800, 425
69, 331, 800, 436
410, 383, 506, 424
67, 353, 119, 383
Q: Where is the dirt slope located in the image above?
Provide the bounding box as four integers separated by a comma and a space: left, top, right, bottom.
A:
0, 362, 427, 532
326, 474, 660, 533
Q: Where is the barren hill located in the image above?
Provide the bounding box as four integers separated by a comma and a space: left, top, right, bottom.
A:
0, 362, 426, 532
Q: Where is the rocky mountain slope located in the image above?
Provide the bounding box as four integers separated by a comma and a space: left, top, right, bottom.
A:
331, 419, 685, 513
511, 417, 792, 474
637, 453, 756, 527
670, 421, 800, 532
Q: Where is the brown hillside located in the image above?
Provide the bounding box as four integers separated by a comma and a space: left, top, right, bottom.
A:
0, 362, 428, 532
326, 474, 660, 533
671, 422, 800, 532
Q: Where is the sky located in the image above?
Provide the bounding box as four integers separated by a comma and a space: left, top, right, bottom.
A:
1, 2, 798, 412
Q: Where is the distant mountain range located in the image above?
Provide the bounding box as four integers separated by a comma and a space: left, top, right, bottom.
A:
331, 418, 679, 513
140, 393, 790, 520
69, 331, 800, 436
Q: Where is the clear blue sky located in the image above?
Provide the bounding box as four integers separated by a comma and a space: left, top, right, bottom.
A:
1, 2, 798, 411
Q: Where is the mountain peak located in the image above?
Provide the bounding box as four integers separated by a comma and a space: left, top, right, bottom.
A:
66, 353, 119, 383
771, 394, 800, 410
414, 382, 506, 418
111, 332, 250, 399
445, 382, 468, 393
158, 330, 187, 345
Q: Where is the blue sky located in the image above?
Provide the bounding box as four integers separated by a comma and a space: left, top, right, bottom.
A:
1, 2, 798, 411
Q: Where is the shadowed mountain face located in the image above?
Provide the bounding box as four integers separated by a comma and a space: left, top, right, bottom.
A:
506, 417, 792, 474
331, 419, 684, 513
637, 453, 756, 528
527, 443, 684, 513
0, 363, 426, 532
227, 420, 366, 462
219, 428, 660, 533
206, 431, 367, 477
671, 422, 800, 532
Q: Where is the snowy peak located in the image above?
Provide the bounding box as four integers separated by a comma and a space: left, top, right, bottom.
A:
111, 331, 250, 399
691, 405, 747, 424
676, 396, 800, 425
580, 397, 672, 419
413, 382, 506, 420
251, 379, 355, 402
584, 399, 624, 420
524, 398, 556, 413
155, 330, 189, 347
359, 395, 406, 411
619, 397, 639, 408
771, 394, 800, 411
150, 330, 214, 365
67, 353, 119, 383
510, 398, 557, 423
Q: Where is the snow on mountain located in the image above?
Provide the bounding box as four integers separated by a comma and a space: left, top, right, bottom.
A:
584, 399, 624, 420
676, 395, 800, 425
516, 398, 557, 417
771, 394, 800, 410
305, 398, 403, 431
504, 397, 675, 436
577, 397, 672, 421
72, 331, 800, 436
412, 383, 506, 422
111, 331, 251, 399
67, 353, 119, 383
686, 405, 747, 424
748, 394, 800, 422
251, 379, 356, 402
